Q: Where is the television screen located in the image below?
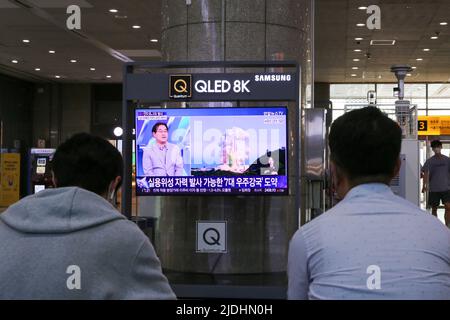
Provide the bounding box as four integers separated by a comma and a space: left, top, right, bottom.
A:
135, 107, 288, 195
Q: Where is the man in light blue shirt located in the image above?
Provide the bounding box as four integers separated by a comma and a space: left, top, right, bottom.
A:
142, 122, 184, 176
288, 107, 450, 300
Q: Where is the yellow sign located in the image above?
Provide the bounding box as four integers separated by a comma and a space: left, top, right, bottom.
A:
0, 153, 21, 207
418, 116, 450, 136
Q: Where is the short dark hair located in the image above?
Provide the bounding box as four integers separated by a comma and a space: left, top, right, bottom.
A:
329, 107, 402, 181
152, 122, 168, 133
431, 140, 442, 148
52, 133, 123, 195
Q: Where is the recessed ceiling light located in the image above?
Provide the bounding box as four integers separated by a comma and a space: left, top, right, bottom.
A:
109, 9, 118, 13
132, 25, 141, 29
22, 39, 30, 43
355, 37, 363, 41
353, 58, 360, 62
352, 67, 359, 70
412, 66, 417, 69
354, 49, 362, 52
55, 75, 61, 78
416, 58, 423, 61
406, 74, 412, 77
440, 22, 448, 25
113, 127, 123, 137
90, 67, 96, 71
70, 59, 77, 63
35, 68, 40, 71
11, 59, 18, 64
378, 75, 382, 79
106, 75, 112, 78
356, 23, 365, 27
430, 36, 438, 39
423, 48, 430, 51
49, 50, 55, 54
358, 6, 367, 10
351, 74, 357, 77
150, 39, 158, 43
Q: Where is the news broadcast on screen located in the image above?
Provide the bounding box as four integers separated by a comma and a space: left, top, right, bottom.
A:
135, 107, 288, 195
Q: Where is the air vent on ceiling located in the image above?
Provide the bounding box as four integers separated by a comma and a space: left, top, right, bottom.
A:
370, 40, 396, 46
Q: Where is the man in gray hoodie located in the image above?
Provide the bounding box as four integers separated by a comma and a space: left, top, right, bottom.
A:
0, 133, 176, 299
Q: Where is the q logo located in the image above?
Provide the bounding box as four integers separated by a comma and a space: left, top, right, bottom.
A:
196, 221, 227, 253
169, 74, 192, 99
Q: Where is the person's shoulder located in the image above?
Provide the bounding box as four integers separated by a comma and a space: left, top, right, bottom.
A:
143, 143, 156, 151
295, 207, 338, 238
96, 218, 150, 250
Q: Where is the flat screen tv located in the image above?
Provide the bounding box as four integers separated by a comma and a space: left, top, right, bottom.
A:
135, 107, 288, 195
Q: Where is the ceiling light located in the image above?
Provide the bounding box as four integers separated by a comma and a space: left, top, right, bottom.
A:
90, 67, 96, 71
411, 66, 417, 69
356, 23, 365, 27
106, 75, 112, 78
353, 58, 360, 62
11, 59, 18, 64
55, 75, 61, 78
416, 58, 423, 61
439, 22, 448, 25
150, 39, 158, 43
378, 75, 382, 79
35, 68, 40, 71
22, 39, 30, 43
351, 74, 357, 77
354, 49, 362, 52
70, 59, 77, 63
423, 48, 430, 51
113, 127, 123, 137
430, 36, 438, 39
358, 6, 367, 10
49, 50, 55, 54
132, 25, 141, 29
109, 9, 118, 13
406, 74, 412, 77
355, 37, 363, 41
352, 67, 359, 70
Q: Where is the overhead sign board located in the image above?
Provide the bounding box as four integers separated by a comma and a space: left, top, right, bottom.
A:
126, 73, 297, 101
418, 116, 450, 136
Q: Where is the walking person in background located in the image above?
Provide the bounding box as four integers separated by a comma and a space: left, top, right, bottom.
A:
422, 139, 450, 227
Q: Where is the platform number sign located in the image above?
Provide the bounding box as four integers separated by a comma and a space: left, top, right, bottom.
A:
418, 120, 428, 132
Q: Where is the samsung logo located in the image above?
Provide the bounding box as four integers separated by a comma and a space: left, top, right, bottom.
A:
255, 74, 292, 82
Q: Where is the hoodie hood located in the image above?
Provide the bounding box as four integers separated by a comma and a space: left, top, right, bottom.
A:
0, 187, 125, 233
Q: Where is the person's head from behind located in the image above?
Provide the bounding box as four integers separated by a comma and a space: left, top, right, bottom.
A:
152, 122, 169, 145
51, 133, 123, 201
329, 107, 402, 199
430, 139, 442, 155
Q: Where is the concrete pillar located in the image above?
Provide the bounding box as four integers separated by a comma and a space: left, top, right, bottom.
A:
143, 0, 312, 285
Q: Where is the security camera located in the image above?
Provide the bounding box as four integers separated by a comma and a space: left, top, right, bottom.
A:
390, 65, 412, 100
390, 65, 412, 82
